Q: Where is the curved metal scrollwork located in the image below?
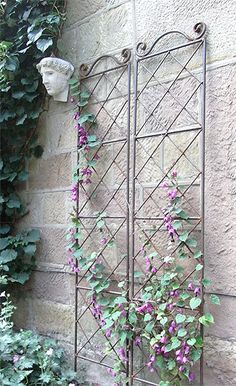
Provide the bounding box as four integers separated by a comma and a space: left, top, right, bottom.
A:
136, 22, 206, 57
79, 48, 132, 77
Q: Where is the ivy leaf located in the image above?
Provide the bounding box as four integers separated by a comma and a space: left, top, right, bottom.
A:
25, 229, 40, 243
24, 244, 36, 256
194, 250, 203, 259
36, 38, 53, 52
210, 294, 221, 305
0, 249, 17, 264
16, 114, 27, 125
190, 297, 201, 310
0, 225, 10, 234
202, 278, 211, 287
173, 220, 182, 230
6, 198, 21, 209
12, 91, 25, 99
0, 238, 10, 250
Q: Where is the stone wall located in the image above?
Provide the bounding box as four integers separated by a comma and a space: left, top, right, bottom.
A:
14, 0, 236, 385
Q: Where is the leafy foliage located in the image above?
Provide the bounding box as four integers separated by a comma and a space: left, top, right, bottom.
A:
0, 0, 66, 285
0, 292, 82, 385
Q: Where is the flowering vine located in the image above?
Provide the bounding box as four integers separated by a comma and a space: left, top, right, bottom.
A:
67, 80, 220, 385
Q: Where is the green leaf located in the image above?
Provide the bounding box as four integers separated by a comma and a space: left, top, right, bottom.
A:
199, 312, 214, 327
187, 338, 196, 346
144, 314, 152, 322
114, 296, 127, 304
167, 359, 176, 371
178, 328, 187, 337
36, 38, 53, 52
24, 244, 36, 256
186, 239, 197, 248
171, 337, 181, 349
0, 249, 17, 264
191, 348, 202, 362
210, 294, 221, 305
18, 171, 29, 181
196, 263, 203, 271
202, 278, 211, 287
173, 220, 182, 230
7, 198, 21, 208
0, 225, 10, 234
179, 231, 189, 242
0, 237, 10, 250
194, 250, 203, 259
10, 271, 31, 284
145, 321, 155, 333
25, 229, 40, 242
175, 313, 186, 324
129, 311, 137, 324
134, 271, 144, 278
190, 297, 201, 310
73, 248, 83, 258
12, 90, 25, 99
16, 114, 27, 125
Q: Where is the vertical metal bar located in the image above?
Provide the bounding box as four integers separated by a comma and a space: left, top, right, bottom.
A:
74, 113, 80, 372
126, 62, 131, 383
129, 57, 139, 386
200, 37, 207, 386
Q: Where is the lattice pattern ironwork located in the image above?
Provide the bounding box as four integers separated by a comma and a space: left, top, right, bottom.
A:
74, 23, 206, 386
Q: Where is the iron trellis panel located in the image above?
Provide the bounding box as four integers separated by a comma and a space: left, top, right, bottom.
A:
130, 23, 206, 385
74, 50, 132, 381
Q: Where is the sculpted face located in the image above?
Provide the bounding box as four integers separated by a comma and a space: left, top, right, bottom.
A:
37, 58, 74, 102
41, 67, 68, 97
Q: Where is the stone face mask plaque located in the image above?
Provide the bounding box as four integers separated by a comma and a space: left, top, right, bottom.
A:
36, 57, 74, 102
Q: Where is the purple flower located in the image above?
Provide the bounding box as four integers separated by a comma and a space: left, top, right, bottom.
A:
188, 282, 194, 291
101, 237, 108, 245
168, 189, 178, 200
172, 170, 177, 178
73, 111, 80, 119
137, 302, 154, 314
118, 347, 127, 362
71, 183, 78, 201
179, 365, 185, 372
167, 303, 174, 311
160, 335, 168, 344
189, 372, 196, 382
194, 287, 201, 296
145, 256, 151, 271
160, 181, 169, 188
151, 266, 158, 274
81, 167, 92, 176
134, 336, 141, 347
105, 329, 112, 338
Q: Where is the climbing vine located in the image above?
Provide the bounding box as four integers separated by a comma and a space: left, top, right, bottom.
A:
0, 0, 66, 286
67, 76, 220, 385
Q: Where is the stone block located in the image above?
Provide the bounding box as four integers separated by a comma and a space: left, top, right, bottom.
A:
204, 336, 236, 386
19, 193, 44, 227
74, 2, 132, 65
36, 226, 68, 264
29, 153, 72, 191
22, 271, 73, 305
42, 191, 72, 225
17, 297, 75, 342
205, 294, 236, 341
135, 0, 236, 66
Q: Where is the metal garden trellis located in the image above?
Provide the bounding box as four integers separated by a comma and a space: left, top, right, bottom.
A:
74, 22, 207, 386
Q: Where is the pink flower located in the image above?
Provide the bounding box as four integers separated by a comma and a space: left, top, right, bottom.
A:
160, 181, 169, 188
101, 237, 108, 245
71, 183, 78, 201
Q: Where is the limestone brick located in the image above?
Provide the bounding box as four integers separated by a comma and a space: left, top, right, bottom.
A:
29, 153, 72, 191
36, 226, 68, 264
42, 191, 72, 225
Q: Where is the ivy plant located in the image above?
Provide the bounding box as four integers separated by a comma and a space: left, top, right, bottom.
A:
0, 0, 66, 286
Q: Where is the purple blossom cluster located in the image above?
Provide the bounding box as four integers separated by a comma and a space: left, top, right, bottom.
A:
137, 302, 154, 314
188, 282, 201, 296
163, 213, 178, 241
